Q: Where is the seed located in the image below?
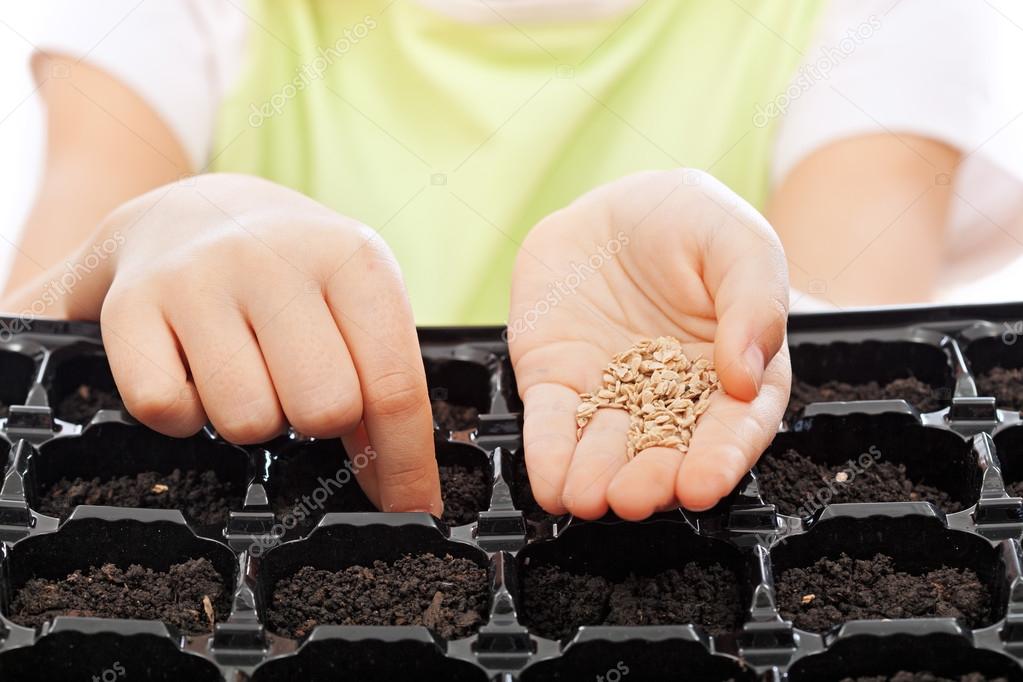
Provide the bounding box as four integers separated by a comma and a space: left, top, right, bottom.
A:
575, 336, 721, 459
203, 594, 215, 629
801, 593, 815, 605
151, 483, 169, 494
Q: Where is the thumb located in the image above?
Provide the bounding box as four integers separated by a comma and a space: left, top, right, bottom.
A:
705, 208, 790, 402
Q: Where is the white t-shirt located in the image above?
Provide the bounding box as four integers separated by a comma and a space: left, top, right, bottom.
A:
26, 0, 1023, 308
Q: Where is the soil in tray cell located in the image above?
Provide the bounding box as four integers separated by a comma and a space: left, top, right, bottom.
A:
787, 376, 942, 421
844, 675, 1006, 682
432, 399, 479, 431
439, 463, 489, 526
273, 462, 488, 528
55, 384, 124, 423
1007, 480, 1023, 499
268, 553, 488, 640
757, 448, 962, 515
522, 562, 741, 641
10, 558, 228, 635
976, 366, 1023, 411
775, 553, 991, 632
39, 468, 243, 525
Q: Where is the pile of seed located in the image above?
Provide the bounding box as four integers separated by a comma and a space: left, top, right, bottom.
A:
576, 337, 721, 459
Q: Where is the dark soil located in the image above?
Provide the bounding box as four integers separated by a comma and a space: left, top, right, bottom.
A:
55, 384, 124, 423
843, 674, 1004, 682
272, 462, 487, 528
787, 376, 944, 421
1007, 479, 1023, 499
39, 468, 242, 525
522, 562, 741, 640
432, 399, 479, 431
267, 553, 488, 639
976, 366, 1023, 411
776, 553, 991, 632
757, 448, 961, 516
10, 558, 228, 635
439, 463, 489, 525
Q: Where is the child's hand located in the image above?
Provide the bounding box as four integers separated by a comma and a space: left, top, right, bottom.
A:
57, 173, 441, 514
509, 169, 791, 520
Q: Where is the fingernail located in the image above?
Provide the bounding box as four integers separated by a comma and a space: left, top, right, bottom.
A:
384, 500, 441, 515
742, 344, 765, 394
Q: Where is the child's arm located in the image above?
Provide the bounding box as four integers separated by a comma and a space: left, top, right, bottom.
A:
767, 134, 960, 306
4, 54, 190, 295
3, 63, 442, 514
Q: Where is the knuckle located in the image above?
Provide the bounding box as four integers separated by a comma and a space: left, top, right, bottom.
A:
213, 396, 285, 443
344, 233, 404, 281
215, 413, 283, 444
98, 287, 133, 324
206, 232, 277, 270
362, 369, 429, 419
289, 394, 363, 437
122, 385, 183, 424
313, 218, 379, 259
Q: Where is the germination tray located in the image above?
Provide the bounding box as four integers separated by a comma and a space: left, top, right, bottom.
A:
0, 303, 1020, 681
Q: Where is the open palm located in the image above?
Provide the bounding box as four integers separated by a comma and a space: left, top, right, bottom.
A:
508, 170, 791, 520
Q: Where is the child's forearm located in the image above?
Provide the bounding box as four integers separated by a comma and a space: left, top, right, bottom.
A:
767, 133, 958, 306
0, 231, 117, 321
4, 53, 190, 297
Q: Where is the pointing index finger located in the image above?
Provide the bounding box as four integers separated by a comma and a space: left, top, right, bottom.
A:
324, 238, 441, 515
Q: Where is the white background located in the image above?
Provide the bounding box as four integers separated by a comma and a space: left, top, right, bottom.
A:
0, 10, 44, 287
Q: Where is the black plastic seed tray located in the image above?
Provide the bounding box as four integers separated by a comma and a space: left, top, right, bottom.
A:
0, 304, 1021, 681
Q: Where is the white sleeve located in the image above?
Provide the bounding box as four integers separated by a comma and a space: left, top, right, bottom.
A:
27, 0, 247, 170
772, 0, 1023, 295
772, 0, 1023, 186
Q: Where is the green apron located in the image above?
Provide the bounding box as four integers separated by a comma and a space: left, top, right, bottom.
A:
213, 0, 824, 324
